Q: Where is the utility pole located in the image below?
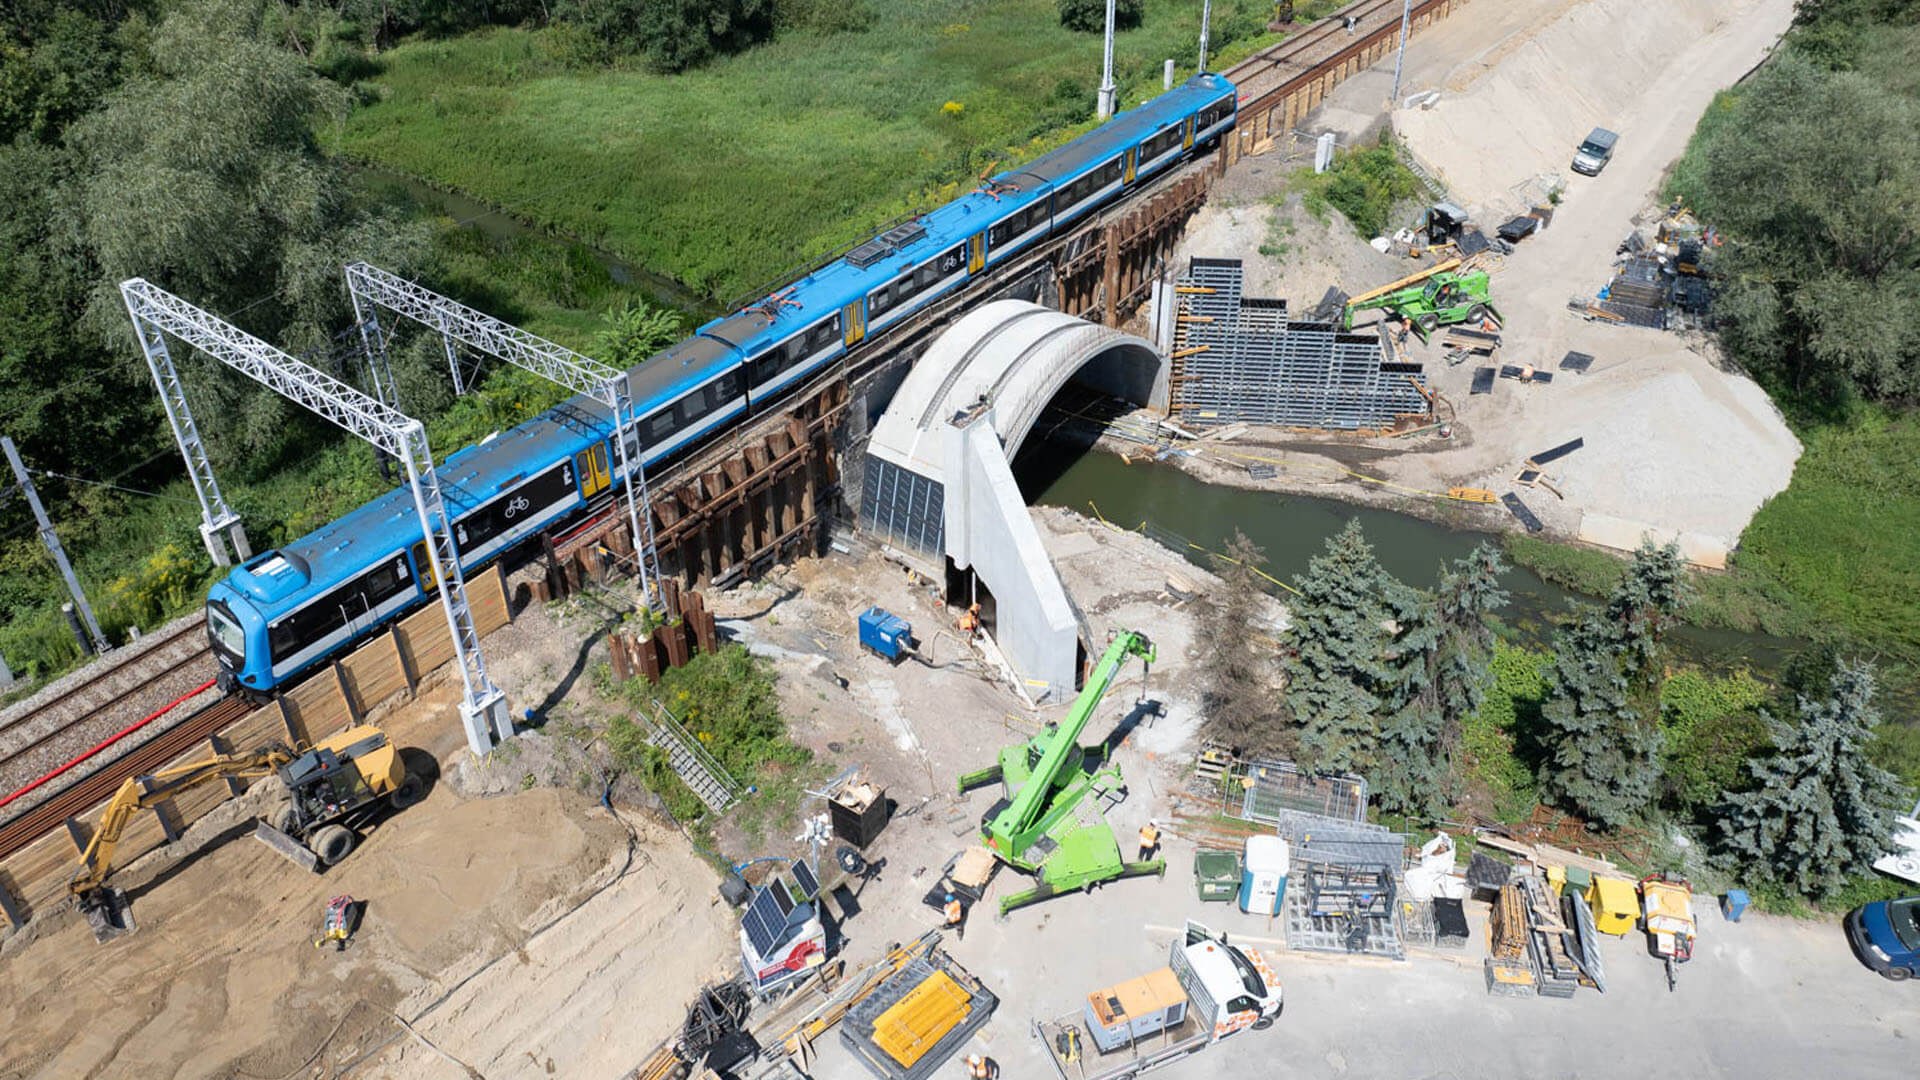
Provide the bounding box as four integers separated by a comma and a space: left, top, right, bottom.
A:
1098, 0, 1118, 119
1199, 0, 1213, 74
1390, 0, 1413, 105
2, 436, 110, 656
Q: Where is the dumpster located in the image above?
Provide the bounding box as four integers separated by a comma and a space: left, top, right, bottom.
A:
1588, 876, 1638, 936
1238, 835, 1289, 915
829, 776, 890, 849
858, 607, 913, 663
1193, 849, 1241, 902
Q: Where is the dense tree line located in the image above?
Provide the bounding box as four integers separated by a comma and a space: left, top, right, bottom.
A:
1671, 0, 1920, 412
1198, 519, 1909, 903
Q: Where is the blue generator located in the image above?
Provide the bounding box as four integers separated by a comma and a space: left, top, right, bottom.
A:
858, 607, 913, 663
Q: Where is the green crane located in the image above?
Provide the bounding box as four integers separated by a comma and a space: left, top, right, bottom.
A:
1342, 265, 1499, 341
957, 630, 1165, 913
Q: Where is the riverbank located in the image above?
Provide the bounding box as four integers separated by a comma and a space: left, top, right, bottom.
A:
1169, 0, 1802, 570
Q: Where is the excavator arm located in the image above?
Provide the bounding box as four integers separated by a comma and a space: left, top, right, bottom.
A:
984, 631, 1154, 855
69, 745, 291, 898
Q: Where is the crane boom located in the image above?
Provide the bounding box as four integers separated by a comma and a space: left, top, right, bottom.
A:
985, 631, 1154, 853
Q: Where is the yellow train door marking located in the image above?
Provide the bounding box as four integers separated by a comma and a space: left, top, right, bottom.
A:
969, 232, 986, 274
1125, 147, 1137, 183
1184, 117, 1195, 149
843, 300, 866, 346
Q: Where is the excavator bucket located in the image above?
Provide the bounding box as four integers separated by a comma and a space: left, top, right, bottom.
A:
252, 820, 320, 873
76, 886, 135, 943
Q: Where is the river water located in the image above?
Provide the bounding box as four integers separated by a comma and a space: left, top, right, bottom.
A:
1015, 444, 1803, 678
361, 161, 1800, 679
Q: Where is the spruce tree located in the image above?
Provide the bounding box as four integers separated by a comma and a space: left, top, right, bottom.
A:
1715, 661, 1911, 898
1537, 540, 1688, 828
1283, 520, 1396, 775
1375, 543, 1509, 816
1196, 532, 1286, 756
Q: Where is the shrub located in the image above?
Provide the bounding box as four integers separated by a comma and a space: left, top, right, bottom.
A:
1059, 0, 1143, 34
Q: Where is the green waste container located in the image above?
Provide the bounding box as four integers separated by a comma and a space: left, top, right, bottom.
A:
1194, 849, 1241, 902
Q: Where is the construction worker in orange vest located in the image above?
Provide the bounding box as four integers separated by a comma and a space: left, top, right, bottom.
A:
965, 1053, 998, 1079
1137, 819, 1161, 862
944, 892, 965, 939
957, 601, 981, 636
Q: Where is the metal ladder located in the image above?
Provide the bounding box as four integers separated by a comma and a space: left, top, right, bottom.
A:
645, 704, 742, 813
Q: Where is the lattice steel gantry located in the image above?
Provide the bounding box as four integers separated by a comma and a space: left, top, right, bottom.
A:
119, 278, 512, 756
342, 261, 662, 603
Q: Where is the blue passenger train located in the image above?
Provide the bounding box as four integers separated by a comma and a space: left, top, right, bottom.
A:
206, 74, 1238, 696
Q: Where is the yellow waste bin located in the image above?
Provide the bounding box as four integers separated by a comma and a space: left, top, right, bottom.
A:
1589, 876, 1638, 936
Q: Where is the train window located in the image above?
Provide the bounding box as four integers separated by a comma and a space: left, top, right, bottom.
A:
804, 316, 839, 355
869, 276, 902, 317
1100, 158, 1123, 186
361, 556, 413, 605
642, 406, 677, 444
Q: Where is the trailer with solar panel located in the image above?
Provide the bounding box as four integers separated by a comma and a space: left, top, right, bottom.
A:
740, 860, 830, 999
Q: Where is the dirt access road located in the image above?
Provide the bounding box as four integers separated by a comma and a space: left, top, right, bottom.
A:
1170, 0, 1800, 565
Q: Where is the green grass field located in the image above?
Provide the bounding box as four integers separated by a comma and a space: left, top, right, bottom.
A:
336, 2, 1282, 299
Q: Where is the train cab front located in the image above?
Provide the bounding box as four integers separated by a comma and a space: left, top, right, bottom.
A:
207, 549, 308, 702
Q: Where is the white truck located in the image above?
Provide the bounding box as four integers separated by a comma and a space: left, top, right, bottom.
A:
1034, 921, 1283, 1080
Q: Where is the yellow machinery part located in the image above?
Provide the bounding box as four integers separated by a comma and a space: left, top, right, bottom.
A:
1447, 487, 1498, 504
872, 970, 972, 1068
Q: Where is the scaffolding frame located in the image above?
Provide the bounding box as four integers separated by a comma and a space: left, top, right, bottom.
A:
119, 278, 511, 756
343, 262, 660, 601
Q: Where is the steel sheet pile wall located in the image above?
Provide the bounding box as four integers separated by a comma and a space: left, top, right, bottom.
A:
0, 566, 512, 926
1171, 258, 1428, 430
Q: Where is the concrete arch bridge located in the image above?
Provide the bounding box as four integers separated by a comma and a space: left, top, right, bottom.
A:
859, 300, 1167, 701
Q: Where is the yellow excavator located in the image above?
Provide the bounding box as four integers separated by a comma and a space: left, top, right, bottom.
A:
71, 724, 423, 941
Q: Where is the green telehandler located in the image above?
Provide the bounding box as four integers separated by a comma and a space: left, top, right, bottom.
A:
1342, 260, 1499, 341
957, 630, 1165, 914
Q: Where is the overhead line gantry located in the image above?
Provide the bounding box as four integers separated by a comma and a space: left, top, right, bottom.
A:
120, 278, 512, 756
342, 261, 662, 602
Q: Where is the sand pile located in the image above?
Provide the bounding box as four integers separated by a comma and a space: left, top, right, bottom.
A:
1393, 0, 1779, 215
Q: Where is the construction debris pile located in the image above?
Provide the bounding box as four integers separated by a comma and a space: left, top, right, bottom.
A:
1571, 205, 1718, 330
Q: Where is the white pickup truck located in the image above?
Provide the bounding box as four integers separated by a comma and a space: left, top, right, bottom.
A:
1034, 921, 1283, 1080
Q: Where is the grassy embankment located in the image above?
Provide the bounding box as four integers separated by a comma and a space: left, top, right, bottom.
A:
333, 1, 1286, 300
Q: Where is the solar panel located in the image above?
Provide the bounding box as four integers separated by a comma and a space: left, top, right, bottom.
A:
741, 880, 793, 956
791, 859, 819, 901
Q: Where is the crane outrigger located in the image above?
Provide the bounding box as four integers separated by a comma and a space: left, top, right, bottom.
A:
958, 631, 1164, 913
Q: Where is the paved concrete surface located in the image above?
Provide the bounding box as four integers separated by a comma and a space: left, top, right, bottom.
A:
797, 827, 1919, 1080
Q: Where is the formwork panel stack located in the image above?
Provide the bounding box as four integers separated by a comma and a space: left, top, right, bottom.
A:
1171, 258, 1429, 430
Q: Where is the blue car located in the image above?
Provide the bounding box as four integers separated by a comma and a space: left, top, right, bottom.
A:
1847, 895, 1920, 981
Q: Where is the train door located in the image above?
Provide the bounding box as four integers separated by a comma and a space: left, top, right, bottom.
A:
575, 442, 611, 498
410, 540, 438, 593
968, 232, 986, 275
1125, 146, 1138, 184
842, 299, 866, 347
1183, 116, 1196, 150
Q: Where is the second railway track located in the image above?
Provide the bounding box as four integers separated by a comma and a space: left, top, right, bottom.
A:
0, 614, 218, 801
0, 694, 256, 863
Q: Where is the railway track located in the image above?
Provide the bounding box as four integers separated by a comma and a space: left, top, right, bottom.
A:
1225, 0, 1435, 108
0, 614, 218, 798
0, 694, 256, 863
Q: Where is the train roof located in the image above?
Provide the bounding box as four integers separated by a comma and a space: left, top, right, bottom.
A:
225, 399, 610, 611
707, 74, 1237, 358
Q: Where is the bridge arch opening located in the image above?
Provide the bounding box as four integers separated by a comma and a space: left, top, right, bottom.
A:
861, 301, 1166, 701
